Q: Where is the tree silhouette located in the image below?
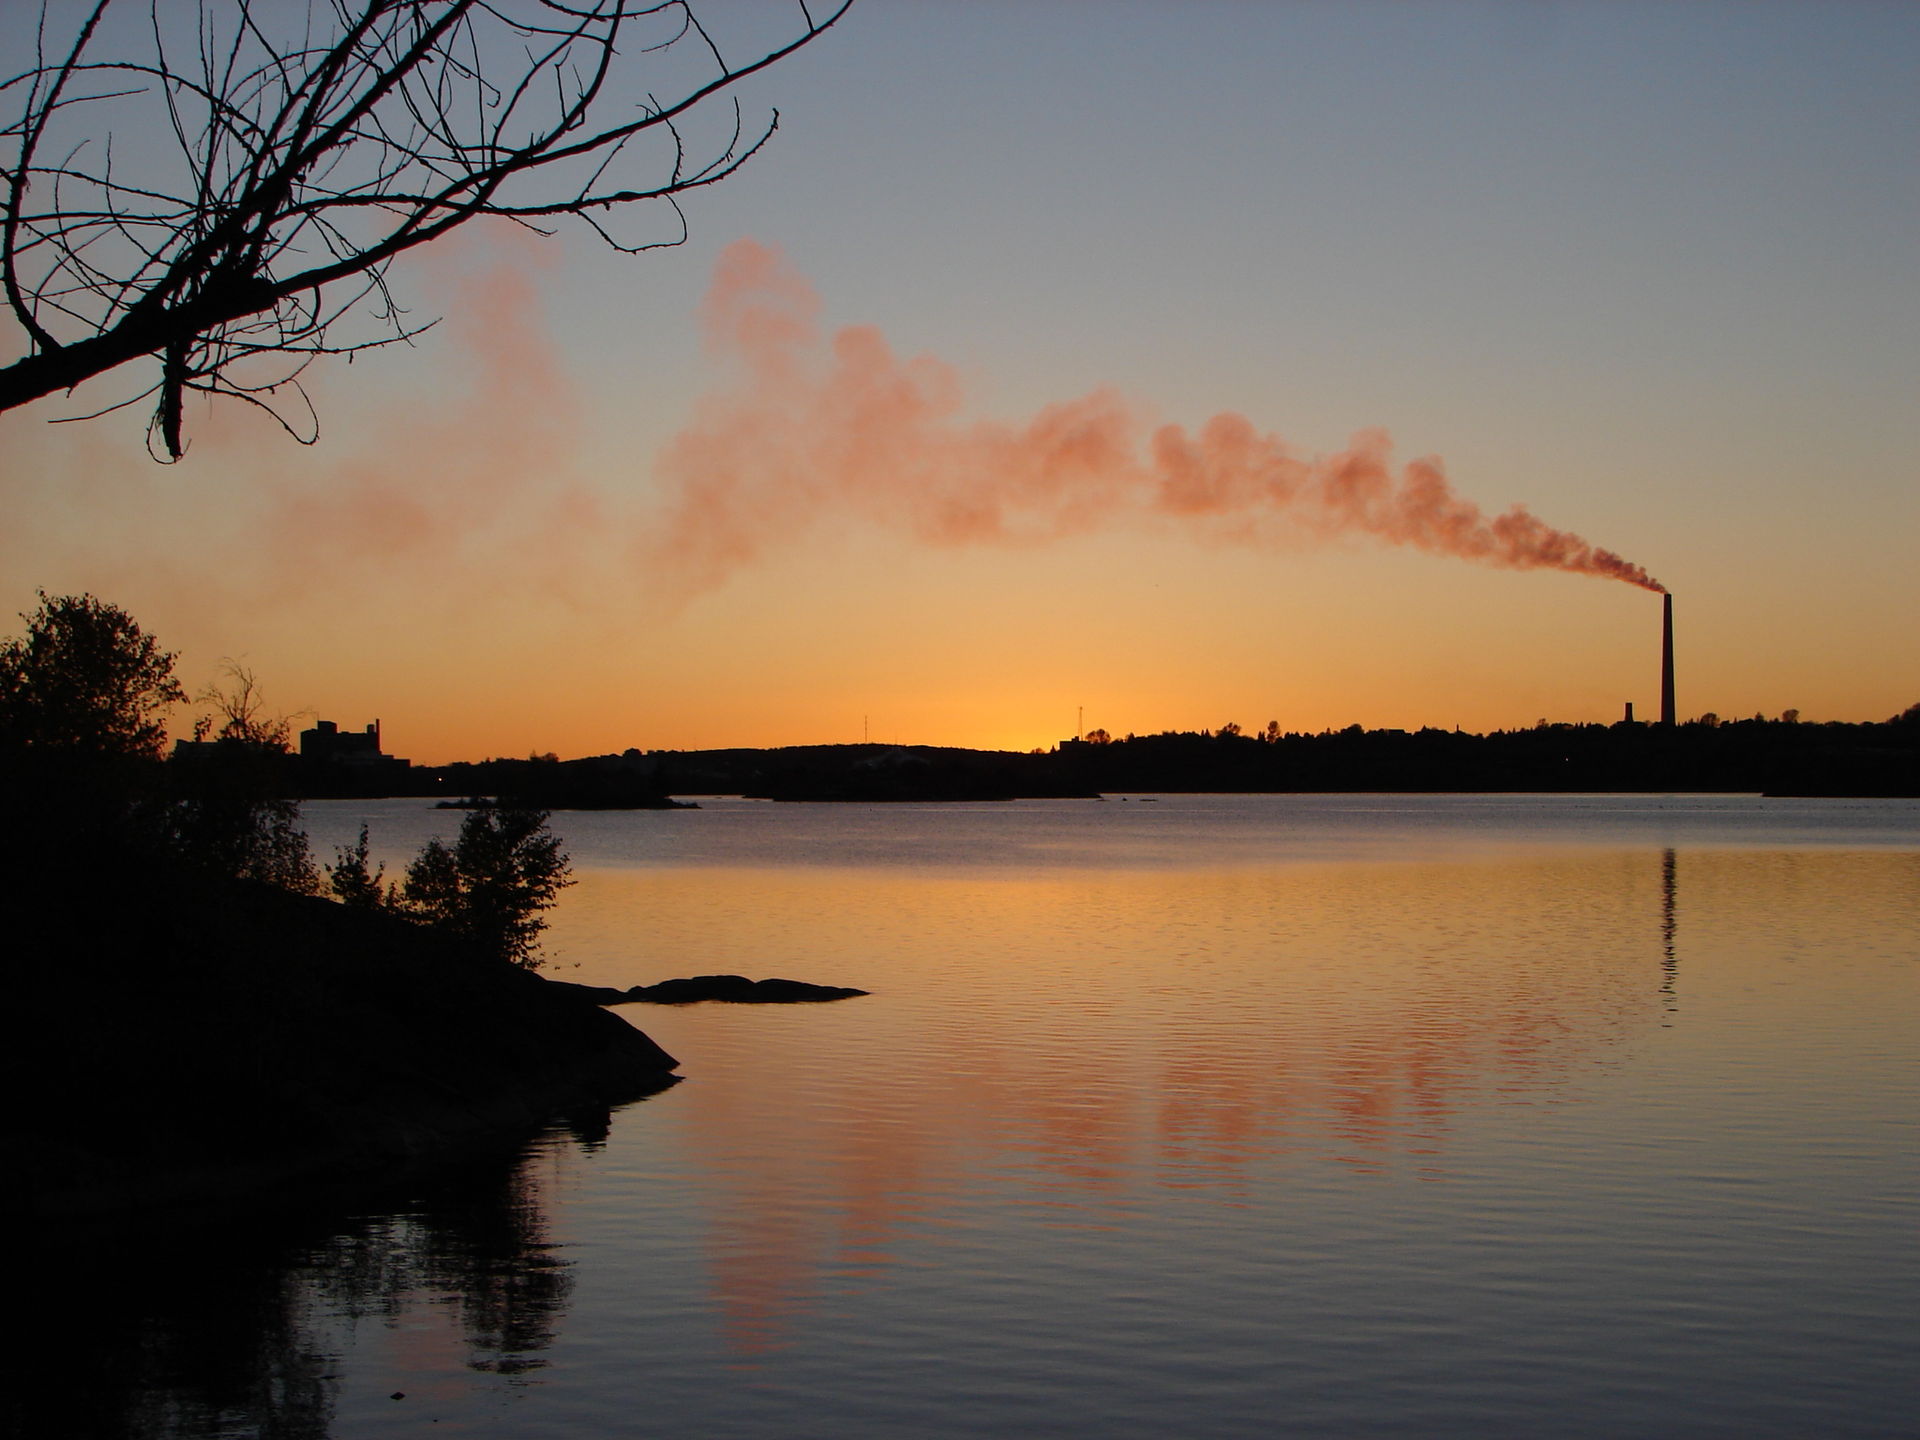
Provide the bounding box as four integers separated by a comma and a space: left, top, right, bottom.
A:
168, 662, 319, 893
326, 823, 389, 908
1, 0, 852, 456
0, 589, 185, 856
0, 589, 184, 756
400, 804, 571, 968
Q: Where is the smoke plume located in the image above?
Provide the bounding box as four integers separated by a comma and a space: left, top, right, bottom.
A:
647, 240, 1663, 597
255, 229, 600, 601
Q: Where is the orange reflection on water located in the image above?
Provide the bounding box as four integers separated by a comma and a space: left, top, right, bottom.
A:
569, 848, 1685, 1353
571, 846, 1914, 1356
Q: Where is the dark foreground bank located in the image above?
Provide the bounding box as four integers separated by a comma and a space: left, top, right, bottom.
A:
12, 849, 678, 1218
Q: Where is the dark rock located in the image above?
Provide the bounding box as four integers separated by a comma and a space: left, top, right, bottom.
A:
11, 856, 680, 1218
540, 979, 637, 1006
624, 974, 869, 1004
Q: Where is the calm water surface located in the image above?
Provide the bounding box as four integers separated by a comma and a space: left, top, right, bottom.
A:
59, 797, 1920, 1436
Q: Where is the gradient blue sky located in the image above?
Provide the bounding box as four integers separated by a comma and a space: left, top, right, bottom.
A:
3, 1, 1915, 760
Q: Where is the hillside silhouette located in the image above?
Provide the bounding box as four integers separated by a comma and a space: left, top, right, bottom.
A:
332, 712, 1920, 803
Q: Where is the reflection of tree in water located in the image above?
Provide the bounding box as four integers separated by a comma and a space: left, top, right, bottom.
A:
15, 1107, 619, 1439
303, 1136, 572, 1379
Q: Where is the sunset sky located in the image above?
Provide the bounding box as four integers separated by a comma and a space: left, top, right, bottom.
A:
3, 1, 1916, 764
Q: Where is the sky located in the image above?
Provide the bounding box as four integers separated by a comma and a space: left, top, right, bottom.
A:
3, 0, 1916, 763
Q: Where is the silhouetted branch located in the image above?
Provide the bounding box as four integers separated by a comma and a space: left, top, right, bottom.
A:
1, 0, 852, 456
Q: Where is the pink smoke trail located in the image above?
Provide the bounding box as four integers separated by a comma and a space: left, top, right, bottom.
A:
646, 240, 1663, 597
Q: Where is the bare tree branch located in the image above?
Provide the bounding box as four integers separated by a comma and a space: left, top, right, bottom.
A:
1, 0, 852, 456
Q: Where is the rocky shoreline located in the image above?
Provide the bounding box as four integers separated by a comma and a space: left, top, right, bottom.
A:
14, 858, 682, 1218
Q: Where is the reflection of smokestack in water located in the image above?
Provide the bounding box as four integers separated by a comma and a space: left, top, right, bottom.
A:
1660, 593, 1676, 727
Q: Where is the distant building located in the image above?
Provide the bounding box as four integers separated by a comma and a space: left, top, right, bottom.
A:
300, 719, 391, 765
297, 719, 413, 796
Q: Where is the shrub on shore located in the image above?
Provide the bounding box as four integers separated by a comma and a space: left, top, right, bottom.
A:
328, 807, 573, 969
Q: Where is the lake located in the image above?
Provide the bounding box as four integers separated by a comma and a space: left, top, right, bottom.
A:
43, 795, 1920, 1437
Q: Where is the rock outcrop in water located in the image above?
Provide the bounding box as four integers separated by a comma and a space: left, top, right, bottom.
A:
546, 974, 870, 1005
628, 974, 869, 1003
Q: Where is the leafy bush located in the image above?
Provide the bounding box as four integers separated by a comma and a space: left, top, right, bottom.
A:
394, 806, 572, 969
326, 825, 389, 908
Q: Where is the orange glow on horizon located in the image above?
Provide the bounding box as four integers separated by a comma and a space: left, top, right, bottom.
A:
4, 233, 1910, 768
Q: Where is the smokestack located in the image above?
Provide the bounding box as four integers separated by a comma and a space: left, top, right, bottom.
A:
1660, 593, 1675, 727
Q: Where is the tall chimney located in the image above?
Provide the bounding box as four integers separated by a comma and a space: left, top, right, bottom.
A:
1660, 593, 1676, 727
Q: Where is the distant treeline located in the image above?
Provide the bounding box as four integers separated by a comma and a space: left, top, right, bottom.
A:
293, 709, 1920, 803
1044, 711, 1920, 798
